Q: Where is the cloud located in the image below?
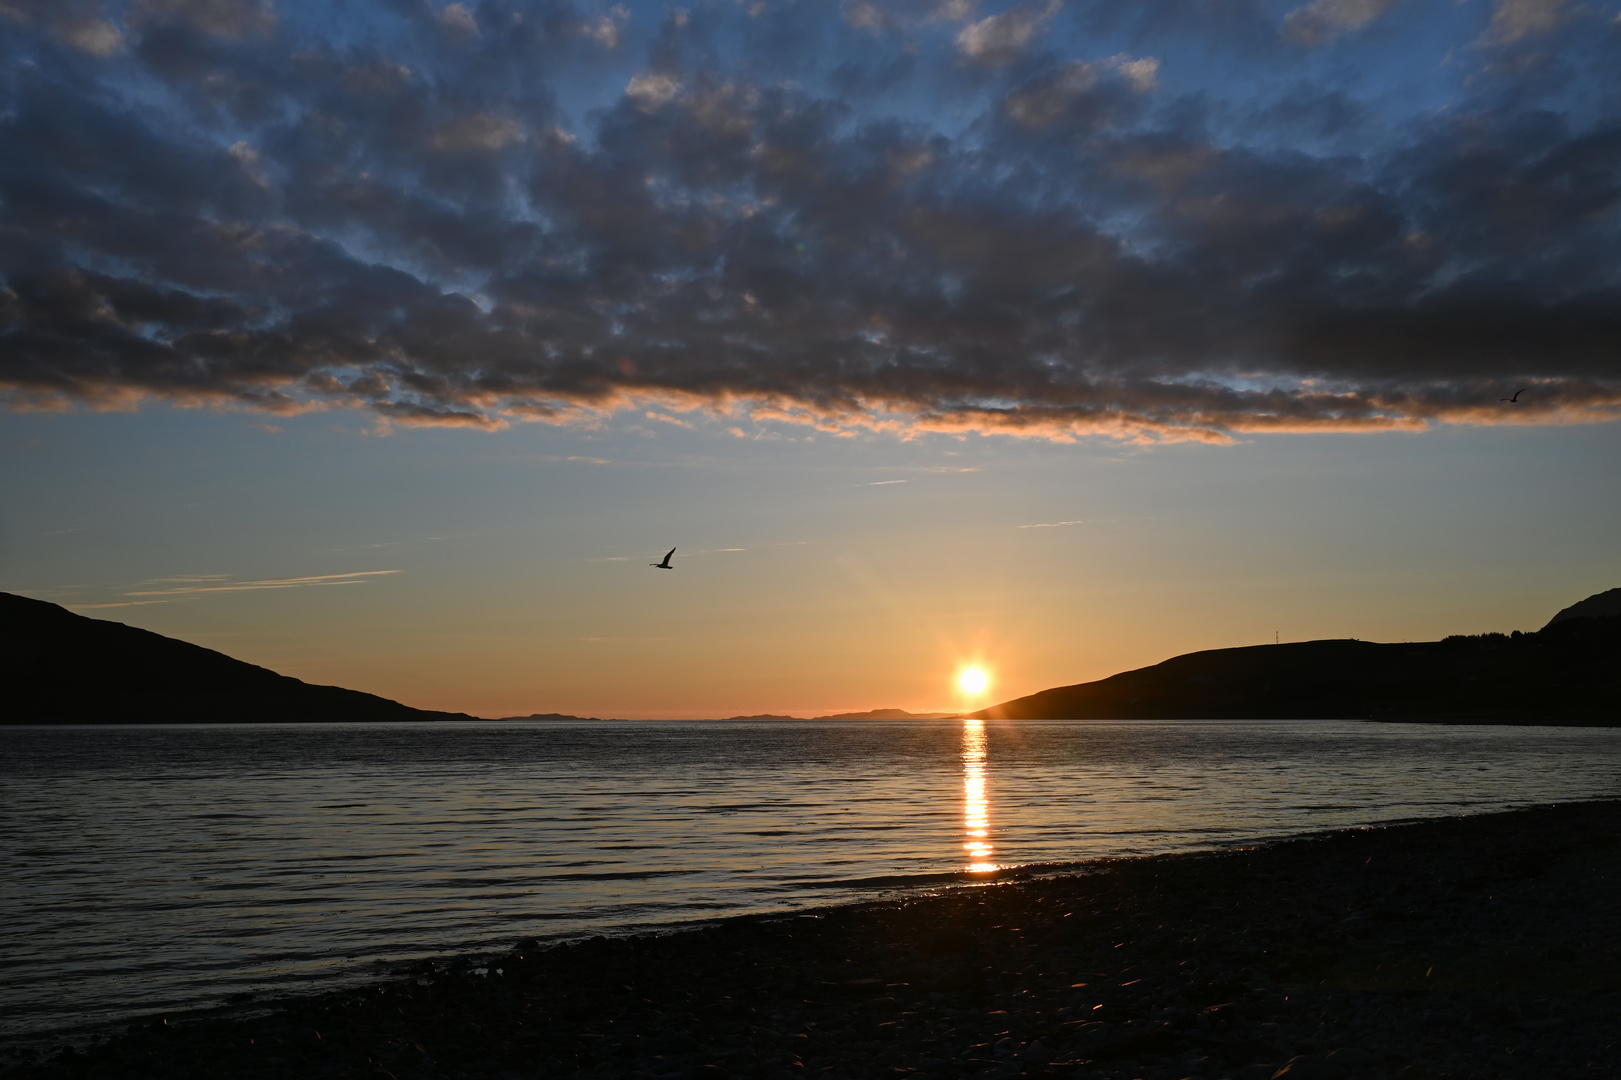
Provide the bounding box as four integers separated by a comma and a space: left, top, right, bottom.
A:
121, 571, 402, 596
439, 2, 478, 36
1282, 0, 1398, 47
1478, 0, 1567, 45
584, 4, 628, 47
45, 571, 402, 608
431, 114, 525, 153
955, 0, 1060, 67
66, 599, 173, 608
0, 0, 124, 54
129, 0, 277, 40
1017, 519, 1086, 528
1003, 54, 1157, 129
844, 2, 893, 32
1, 0, 1618, 445
626, 72, 682, 110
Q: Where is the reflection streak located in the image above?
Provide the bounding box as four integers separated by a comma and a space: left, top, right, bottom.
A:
961, 718, 996, 872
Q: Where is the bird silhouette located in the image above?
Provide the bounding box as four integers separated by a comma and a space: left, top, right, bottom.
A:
651, 547, 676, 569
1501, 388, 1528, 403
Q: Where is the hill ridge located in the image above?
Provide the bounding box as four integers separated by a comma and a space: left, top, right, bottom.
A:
1, 592, 475, 724
971, 605, 1621, 724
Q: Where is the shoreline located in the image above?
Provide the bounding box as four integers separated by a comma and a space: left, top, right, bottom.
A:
5, 800, 1619, 1079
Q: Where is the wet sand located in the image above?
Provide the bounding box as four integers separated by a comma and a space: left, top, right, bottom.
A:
5, 800, 1618, 1080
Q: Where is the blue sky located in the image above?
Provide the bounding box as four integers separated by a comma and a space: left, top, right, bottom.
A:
2, 0, 1619, 715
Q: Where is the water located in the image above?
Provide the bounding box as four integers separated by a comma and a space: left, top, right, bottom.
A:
3, 718, 1619, 1042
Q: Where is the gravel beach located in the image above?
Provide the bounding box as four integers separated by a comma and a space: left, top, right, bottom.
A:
5, 800, 1618, 1080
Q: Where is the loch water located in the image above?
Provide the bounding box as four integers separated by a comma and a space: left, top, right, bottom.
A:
3, 718, 1620, 1042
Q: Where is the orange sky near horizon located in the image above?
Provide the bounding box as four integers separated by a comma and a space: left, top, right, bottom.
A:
5, 407, 1617, 718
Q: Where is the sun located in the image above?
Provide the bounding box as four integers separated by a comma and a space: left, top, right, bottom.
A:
957, 666, 990, 696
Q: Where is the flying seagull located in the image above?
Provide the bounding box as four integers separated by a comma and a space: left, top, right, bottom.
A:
651, 547, 676, 569
1501, 388, 1528, 403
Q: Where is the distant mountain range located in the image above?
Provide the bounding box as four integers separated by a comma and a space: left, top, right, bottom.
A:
5, 589, 1617, 725
1, 592, 475, 724
970, 590, 1621, 725
715, 709, 960, 721
495, 709, 961, 722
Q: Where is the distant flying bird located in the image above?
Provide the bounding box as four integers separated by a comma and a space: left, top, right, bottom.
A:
651, 547, 676, 569
1501, 388, 1527, 403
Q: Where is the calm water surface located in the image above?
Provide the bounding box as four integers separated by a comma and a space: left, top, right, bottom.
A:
3, 719, 1620, 1041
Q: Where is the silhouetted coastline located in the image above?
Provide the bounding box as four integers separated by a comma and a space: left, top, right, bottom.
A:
972, 614, 1621, 724
5, 800, 1617, 1080
1, 593, 474, 725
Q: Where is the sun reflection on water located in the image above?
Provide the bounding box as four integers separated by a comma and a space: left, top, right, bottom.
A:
961, 718, 996, 872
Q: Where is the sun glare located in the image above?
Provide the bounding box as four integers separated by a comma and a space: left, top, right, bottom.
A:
957, 666, 990, 696
961, 718, 995, 872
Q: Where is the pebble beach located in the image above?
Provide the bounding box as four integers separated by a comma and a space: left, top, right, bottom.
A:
5, 800, 1618, 1080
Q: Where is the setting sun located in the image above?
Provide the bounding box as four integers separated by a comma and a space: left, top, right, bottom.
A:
956, 666, 990, 696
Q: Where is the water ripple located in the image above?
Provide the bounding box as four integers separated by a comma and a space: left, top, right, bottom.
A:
2, 718, 1619, 1040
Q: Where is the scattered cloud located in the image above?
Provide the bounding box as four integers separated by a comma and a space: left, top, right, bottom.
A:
1283, 0, 1398, 47
439, 2, 478, 35
956, 0, 1061, 67
1479, 0, 1567, 44
626, 72, 682, 110
129, 0, 277, 40
645, 411, 694, 428
41, 570, 403, 609
66, 599, 171, 609
116, 570, 402, 598
583, 4, 628, 47
1, 0, 1618, 445
1017, 519, 1087, 528
865, 479, 908, 485
843, 2, 892, 32
1004, 54, 1157, 129
0, 0, 125, 53
431, 114, 524, 153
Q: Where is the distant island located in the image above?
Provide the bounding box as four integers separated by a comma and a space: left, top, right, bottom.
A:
971, 587, 1621, 725
5, 589, 1616, 725
495, 713, 617, 723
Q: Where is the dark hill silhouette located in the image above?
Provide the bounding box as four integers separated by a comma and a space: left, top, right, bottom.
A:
1, 592, 476, 724
1547, 587, 1621, 627
971, 606, 1621, 725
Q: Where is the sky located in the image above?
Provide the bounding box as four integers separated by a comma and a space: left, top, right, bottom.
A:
2, 0, 1619, 718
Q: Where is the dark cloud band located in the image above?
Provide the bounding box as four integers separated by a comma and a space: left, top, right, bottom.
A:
2, 0, 1618, 441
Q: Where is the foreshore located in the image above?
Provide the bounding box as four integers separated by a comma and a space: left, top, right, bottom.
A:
5, 802, 1618, 1080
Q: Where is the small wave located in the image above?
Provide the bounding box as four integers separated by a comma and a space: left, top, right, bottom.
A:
543, 869, 703, 882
